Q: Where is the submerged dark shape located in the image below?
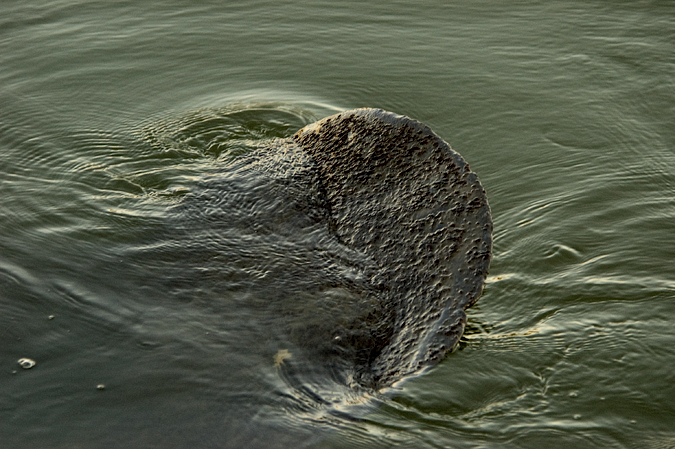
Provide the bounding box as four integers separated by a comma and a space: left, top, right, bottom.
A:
287, 108, 492, 389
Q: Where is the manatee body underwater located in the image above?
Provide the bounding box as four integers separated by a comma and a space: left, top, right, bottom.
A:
157, 107, 491, 416
224, 108, 493, 394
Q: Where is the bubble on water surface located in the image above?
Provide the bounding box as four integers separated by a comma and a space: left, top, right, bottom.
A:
17, 358, 35, 369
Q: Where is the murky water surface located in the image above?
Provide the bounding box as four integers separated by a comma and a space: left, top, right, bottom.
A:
2, 1, 674, 448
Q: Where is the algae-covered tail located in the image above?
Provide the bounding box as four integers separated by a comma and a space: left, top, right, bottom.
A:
293, 109, 492, 388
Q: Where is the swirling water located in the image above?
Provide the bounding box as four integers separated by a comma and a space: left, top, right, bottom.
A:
1, 1, 674, 448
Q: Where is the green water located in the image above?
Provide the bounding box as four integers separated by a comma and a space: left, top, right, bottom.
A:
1, 1, 674, 448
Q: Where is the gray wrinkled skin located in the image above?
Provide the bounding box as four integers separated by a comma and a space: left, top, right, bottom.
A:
286, 109, 492, 389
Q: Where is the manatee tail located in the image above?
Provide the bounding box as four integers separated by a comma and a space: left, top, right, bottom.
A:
293, 109, 492, 388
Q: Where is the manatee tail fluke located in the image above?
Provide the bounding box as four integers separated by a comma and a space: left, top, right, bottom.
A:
292, 109, 492, 388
